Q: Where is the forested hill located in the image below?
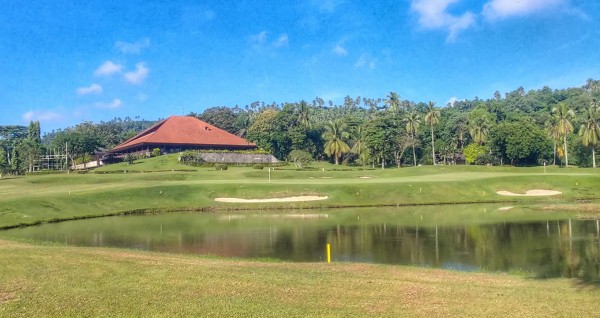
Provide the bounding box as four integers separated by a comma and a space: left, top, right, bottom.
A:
2, 79, 600, 174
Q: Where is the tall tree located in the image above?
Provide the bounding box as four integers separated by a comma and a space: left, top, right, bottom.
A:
385, 91, 401, 116
322, 120, 350, 165
424, 102, 440, 165
579, 104, 600, 168
552, 102, 575, 167
468, 116, 491, 146
297, 100, 311, 128
545, 118, 560, 165
351, 125, 368, 166
404, 111, 421, 166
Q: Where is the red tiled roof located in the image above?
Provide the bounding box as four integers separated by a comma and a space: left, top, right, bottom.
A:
110, 116, 255, 153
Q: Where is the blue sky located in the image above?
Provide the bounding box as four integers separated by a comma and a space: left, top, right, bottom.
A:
1, 0, 599, 132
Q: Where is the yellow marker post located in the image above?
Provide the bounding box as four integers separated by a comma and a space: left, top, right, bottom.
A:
326, 243, 331, 264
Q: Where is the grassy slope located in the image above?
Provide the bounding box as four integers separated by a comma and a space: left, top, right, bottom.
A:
2, 160, 600, 316
1, 157, 600, 228
1, 239, 598, 317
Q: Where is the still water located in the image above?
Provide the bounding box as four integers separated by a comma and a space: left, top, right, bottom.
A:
2, 205, 599, 281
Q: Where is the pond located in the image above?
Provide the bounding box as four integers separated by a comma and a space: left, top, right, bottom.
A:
2, 204, 599, 282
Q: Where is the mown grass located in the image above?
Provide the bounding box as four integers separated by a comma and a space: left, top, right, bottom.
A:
1, 239, 599, 317
2, 158, 600, 229
2, 160, 600, 316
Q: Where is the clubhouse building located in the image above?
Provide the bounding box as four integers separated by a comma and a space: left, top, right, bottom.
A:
108, 115, 256, 155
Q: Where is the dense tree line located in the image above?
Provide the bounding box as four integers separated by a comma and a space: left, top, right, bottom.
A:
3, 79, 600, 174
0, 117, 155, 174
191, 79, 600, 168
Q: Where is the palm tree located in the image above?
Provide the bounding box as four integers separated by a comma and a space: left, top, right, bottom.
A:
552, 102, 575, 167
323, 120, 350, 165
424, 101, 440, 165
297, 100, 311, 128
468, 116, 490, 146
545, 118, 560, 165
385, 91, 401, 116
351, 125, 368, 166
579, 104, 600, 168
404, 111, 421, 166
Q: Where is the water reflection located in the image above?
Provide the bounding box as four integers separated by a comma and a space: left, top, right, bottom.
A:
1, 206, 599, 282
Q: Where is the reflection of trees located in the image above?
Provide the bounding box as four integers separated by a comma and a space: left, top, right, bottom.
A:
8, 213, 600, 283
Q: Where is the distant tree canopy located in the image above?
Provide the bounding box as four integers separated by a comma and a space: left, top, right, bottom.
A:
6, 79, 600, 174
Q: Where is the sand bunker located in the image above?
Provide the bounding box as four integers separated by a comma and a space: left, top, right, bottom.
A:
498, 206, 514, 211
496, 189, 561, 196
214, 196, 329, 203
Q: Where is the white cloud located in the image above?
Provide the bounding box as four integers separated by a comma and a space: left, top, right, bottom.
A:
483, 0, 566, 20
95, 98, 123, 110
76, 83, 103, 96
411, 0, 476, 42
94, 61, 123, 77
250, 31, 268, 44
333, 44, 348, 56
22, 110, 63, 122
274, 34, 289, 47
312, 0, 344, 13
115, 38, 151, 54
354, 54, 377, 69
124, 62, 149, 85
446, 96, 462, 107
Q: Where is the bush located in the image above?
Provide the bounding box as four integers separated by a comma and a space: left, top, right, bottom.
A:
288, 150, 313, 168
151, 148, 161, 157
474, 153, 500, 165
125, 153, 136, 165
463, 144, 488, 164
253, 164, 264, 170
215, 164, 228, 171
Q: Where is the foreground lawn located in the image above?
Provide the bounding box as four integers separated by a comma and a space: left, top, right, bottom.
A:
0, 240, 598, 317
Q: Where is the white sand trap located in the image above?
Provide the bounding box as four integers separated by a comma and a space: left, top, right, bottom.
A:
498, 206, 514, 211
215, 196, 329, 203
359, 176, 372, 179
496, 189, 561, 196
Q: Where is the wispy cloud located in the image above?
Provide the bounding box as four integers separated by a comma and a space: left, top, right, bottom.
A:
94, 61, 123, 77
249, 31, 289, 49
250, 31, 268, 44
95, 98, 123, 110
483, 0, 567, 20
124, 62, 149, 85
76, 83, 103, 96
274, 34, 289, 47
22, 110, 63, 122
311, 0, 344, 13
115, 38, 151, 54
354, 54, 377, 69
333, 44, 348, 56
411, 0, 476, 42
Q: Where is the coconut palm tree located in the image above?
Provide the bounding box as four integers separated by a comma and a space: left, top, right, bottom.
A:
552, 102, 575, 167
385, 91, 401, 116
297, 100, 311, 128
351, 125, 368, 166
579, 104, 600, 168
323, 120, 350, 165
404, 111, 421, 166
545, 118, 560, 165
468, 116, 490, 146
424, 101, 440, 165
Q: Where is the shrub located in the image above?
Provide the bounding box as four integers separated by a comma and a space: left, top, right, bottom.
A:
474, 153, 499, 166
151, 148, 161, 157
288, 150, 313, 168
463, 144, 488, 164
253, 164, 264, 170
215, 164, 228, 171
125, 153, 136, 165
